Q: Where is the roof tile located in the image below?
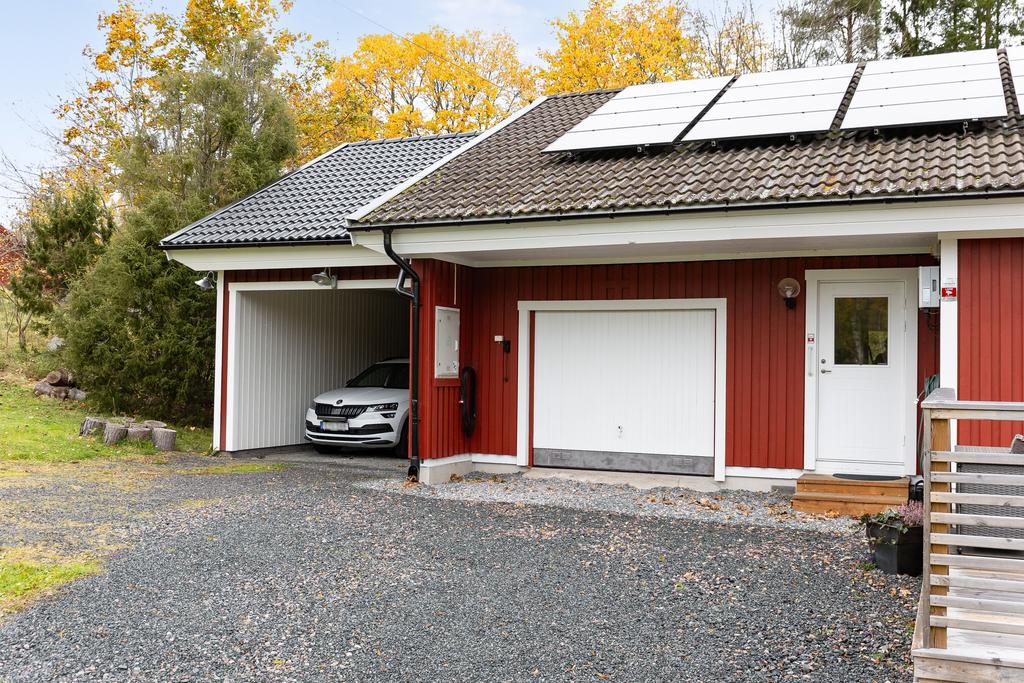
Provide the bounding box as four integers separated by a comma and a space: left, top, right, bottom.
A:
359, 66, 1024, 226
162, 133, 474, 247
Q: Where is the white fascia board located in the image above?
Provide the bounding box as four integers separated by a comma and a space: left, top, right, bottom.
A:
346, 97, 549, 223
164, 244, 392, 272
355, 197, 1024, 258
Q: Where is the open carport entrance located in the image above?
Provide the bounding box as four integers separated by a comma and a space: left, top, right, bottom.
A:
218, 278, 409, 452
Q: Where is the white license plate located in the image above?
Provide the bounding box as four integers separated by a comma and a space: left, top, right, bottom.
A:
321, 421, 348, 432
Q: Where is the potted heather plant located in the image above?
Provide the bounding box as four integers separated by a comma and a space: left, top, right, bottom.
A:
860, 500, 924, 576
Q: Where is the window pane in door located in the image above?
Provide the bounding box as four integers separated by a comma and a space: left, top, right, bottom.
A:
834, 297, 888, 365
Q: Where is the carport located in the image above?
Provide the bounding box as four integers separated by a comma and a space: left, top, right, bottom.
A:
218, 277, 409, 453
158, 133, 476, 457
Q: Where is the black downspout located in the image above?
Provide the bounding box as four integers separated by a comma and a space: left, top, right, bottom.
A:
382, 229, 420, 480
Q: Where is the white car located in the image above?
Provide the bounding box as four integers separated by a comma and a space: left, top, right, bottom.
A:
304, 359, 409, 453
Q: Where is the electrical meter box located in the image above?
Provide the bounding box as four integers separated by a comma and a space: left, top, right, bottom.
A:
919, 266, 940, 308
434, 306, 460, 379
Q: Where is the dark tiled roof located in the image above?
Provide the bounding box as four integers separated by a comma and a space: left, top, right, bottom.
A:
161, 133, 475, 247
358, 54, 1024, 227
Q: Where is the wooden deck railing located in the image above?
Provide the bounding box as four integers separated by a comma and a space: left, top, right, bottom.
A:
919, 387, 1024, 651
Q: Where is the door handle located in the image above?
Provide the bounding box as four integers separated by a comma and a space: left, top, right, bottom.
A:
820, 368, 832, 374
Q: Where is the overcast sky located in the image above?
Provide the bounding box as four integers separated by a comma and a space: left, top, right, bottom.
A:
0, 0, 762, 226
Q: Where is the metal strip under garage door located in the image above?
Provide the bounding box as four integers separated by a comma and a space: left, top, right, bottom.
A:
532, 308, 717, 476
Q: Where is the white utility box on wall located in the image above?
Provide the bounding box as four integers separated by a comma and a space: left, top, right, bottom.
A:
919, 265, 940, 308
434, 306, 460, 378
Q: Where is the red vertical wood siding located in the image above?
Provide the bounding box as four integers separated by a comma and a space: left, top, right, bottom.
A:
958, 238, 1024, 445
418, 255, 939, 469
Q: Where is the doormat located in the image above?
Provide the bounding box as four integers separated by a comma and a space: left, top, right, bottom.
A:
833, 473, 902, 481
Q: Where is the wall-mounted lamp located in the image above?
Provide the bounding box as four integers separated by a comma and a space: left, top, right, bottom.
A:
777, 277, 801, 310
312, 269, 337, 289
194, 271, 216, 290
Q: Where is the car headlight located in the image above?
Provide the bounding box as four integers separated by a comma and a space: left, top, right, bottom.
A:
368, 403, 399, 412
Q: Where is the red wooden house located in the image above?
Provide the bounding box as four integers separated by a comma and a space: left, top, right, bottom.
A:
163, 49, 1024, 499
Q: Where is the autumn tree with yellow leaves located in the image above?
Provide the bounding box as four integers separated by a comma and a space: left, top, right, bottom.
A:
538, 0, 703, 93
57, 0, 337, 188
329, 28, 536, 139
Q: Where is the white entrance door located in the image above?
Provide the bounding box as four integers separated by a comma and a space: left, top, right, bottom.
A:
532, 308, 717, 475
815, 280, 910, 475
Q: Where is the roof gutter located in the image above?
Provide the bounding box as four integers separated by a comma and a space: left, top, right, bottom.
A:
347, 187, 1024, 232
160, 236, 353, 250
382, 228, 421, 482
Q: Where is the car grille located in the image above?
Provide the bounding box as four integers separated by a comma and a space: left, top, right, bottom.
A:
314, 402, 367, 418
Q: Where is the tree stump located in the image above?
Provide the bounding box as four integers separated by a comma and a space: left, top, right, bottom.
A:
79, 416, 106, 437
142, 420, 167, 430
50, 386, 69, 401
33, 380, 53, 396
45, 369, 75, 387
67, 388, 87, 402
151, 427, 177, 451
126, 425, 152, 443
103, 422, 128, 446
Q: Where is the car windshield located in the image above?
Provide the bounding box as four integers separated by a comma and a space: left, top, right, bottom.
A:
348, 363, 409, 389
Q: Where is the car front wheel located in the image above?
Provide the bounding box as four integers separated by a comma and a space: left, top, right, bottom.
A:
394, 422, 409, 458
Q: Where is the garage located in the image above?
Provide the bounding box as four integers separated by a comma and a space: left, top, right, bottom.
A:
220, 280, 409, 452
527, 300, 727, 478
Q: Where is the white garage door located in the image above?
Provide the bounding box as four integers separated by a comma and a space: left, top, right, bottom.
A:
532, 308, 718, 475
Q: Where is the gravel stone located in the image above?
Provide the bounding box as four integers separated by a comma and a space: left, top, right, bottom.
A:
0, 454, 919, 682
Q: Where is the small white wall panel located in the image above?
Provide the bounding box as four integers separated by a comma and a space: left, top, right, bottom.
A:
434, 306, 460, 379
684, 63, 856, 141
543, 76, 733, 152
231, 289, 408, 451
842, 49, 1006, 130
533, 309, 716, 458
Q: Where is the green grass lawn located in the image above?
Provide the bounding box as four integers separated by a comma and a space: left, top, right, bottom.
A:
0, 555, 100, 616
0, 379, 212, 461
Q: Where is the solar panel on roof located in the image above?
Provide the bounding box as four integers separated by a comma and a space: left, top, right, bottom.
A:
1003, 46, 1024, 115
542, 76, 733, 153
841, 49, 1006, 130
683, 63, 857, 141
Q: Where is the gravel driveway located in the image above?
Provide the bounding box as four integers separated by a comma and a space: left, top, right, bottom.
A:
0, 453, 918, 682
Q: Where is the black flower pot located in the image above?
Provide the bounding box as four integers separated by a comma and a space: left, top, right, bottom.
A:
866, 521, 923, 576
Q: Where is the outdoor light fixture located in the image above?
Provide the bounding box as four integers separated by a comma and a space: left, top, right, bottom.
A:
312, 269, 337, 289
194, 271, 216, 290
777, 277, 801, 310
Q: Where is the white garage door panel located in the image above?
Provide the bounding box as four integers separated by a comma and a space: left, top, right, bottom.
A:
533, 309, 717, 464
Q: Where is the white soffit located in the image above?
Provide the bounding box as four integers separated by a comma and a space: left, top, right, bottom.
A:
842, 49, 1006, 130
1004, 46, 1024, 114
542, 76, 733, 153
684, 63, 857, 141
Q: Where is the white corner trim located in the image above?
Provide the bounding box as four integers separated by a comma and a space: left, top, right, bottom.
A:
471, 453, 518, 466
347, 97, 549, 222
802, 267, 919, 476
212, 271, 224, 450
724, 466, 805, 480
164, 244, 392, 272
225, 283, 239, 452
227, 278, 395, 293
516, 298, 728, 482
939, 238, 958, 447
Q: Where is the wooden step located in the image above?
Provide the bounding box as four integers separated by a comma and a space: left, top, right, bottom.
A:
792, 491, 908, 516
798, 481, 909, 497
797, 473, 908, 494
